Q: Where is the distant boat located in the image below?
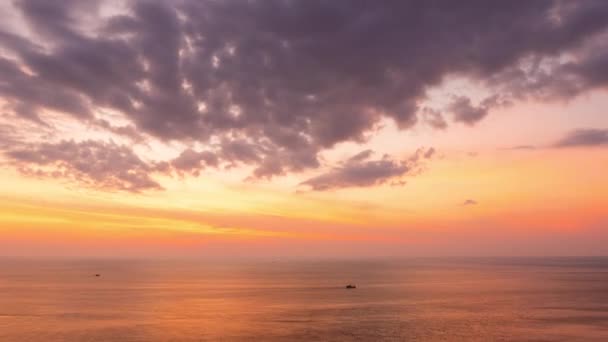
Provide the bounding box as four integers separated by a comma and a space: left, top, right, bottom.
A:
95, 274, 100, 277
345, 284, 356, 289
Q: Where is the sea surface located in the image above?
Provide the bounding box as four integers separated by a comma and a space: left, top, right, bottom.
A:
1, 257, 608, 341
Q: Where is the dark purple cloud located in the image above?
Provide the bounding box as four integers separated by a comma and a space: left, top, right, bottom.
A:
171, 148, 218, 176
555, 129, 608, 147
301, 147, 434, 191
6, 140, 163, 192
449, 95, 505, 126
0, 0, 607, 190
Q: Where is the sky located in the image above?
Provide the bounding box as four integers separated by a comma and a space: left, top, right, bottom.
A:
0, 0, 607, 258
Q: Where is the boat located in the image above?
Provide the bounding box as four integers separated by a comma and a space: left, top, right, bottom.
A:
345, 284, 356, 289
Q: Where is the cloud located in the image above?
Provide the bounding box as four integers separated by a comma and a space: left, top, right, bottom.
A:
301, 147, 434, 191
485, 39, 608, 102
555, 129, 608, 147
506, 145, 537, 150
421, 108, 448, 130
462, 199, 478, 206
0, 123, 22, 149
5, 140, 163, 192
170, 148, 218, 176
0, 1, 607, 189
94, 119, 145, 142
449, 95, 503, 126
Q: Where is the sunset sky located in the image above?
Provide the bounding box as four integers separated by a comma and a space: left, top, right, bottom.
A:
0, 0, 607, 257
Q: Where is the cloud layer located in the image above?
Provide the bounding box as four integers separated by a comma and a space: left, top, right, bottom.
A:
6, 140, 162, 192
1, 0, 608, 191
555, 129, 608, 147
301, 148, 434, 191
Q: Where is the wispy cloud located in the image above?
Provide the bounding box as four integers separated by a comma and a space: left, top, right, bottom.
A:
462, 199, 478, 206
555, 129, 608, 147
300, 148, 435, 191
5, 140, 163, 192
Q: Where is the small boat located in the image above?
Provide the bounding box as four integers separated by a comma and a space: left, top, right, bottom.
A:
345, 284, 356, 289
95, 274, 101, 277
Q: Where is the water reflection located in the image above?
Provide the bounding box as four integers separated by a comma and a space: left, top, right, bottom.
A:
1, 258, 607, 341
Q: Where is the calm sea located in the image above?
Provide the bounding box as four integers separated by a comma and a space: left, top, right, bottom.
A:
1, 257, 607, 341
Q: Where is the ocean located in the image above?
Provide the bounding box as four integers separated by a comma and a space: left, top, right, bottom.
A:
1, 257, 607, 341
